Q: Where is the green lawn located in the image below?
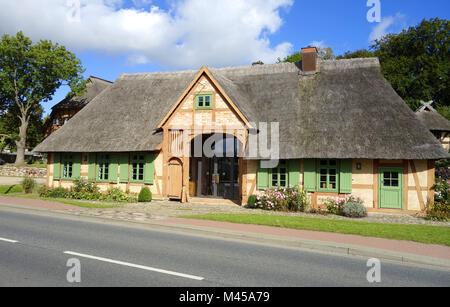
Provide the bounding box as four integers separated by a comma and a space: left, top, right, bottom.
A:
182, 214, 450, 246
0, 184, 23, 194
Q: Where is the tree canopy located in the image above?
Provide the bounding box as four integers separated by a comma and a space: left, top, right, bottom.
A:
373, 18, 449, 115
0, 31, 85, 165
337, 18, 449, 119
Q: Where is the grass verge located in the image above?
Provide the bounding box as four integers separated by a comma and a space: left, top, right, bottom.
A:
0, 184, 23, 194
0, 185, 119, 209
182, 214, 450, 246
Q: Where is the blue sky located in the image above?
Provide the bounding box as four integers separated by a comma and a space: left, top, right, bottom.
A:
0, 0, 448, 116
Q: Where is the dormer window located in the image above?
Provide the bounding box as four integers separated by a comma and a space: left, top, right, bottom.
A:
196, 93, 213, 110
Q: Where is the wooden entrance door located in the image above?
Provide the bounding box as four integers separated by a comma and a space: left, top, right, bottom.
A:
168, 158, 183, 199
379, 167, 403, 209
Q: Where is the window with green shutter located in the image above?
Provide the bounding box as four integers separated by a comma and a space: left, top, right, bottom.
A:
61, 153, 81, 180
97, 153, 110, 182
270, 160, 288, 188
130, 153, 145, 183
53, 153, 61, 180
62, 154, 74, 179
195, 93, 213, 110
257, 161, 269, 190
317, 159, 339, 192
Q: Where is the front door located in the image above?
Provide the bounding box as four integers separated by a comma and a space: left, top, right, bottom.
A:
215, 157, 239, 200
168, 158, 183, 199
379, 167, 403, 209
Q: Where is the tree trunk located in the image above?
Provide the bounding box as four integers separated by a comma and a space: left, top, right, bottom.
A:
14, 117, 28, 166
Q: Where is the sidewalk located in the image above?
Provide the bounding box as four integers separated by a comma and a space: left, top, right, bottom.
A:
0, 176, 46, 185
0, 196, 449, 269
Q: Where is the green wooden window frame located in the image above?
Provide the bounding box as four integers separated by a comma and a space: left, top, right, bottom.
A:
317, 159, 339, 192
130, 153, 145, 183
195, 93, 213, 110
61, 153, 75, 180
97, 153, 110, 182
270, 160, 288, 188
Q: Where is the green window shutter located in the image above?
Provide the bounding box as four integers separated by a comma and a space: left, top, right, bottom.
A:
143, 152, 155, 185
53, 153, 61, 180
119, 153, 129, 183
72, 153, 82, 179
109, 153, 119, 183
303, 159, 316, 192
339, 159, 353, 194
88, 153, 96, 182
288, 159, 300, 188
257, 161, 269, 190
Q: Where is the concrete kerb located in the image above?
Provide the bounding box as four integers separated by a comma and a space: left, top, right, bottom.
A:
0, 202, 449, 271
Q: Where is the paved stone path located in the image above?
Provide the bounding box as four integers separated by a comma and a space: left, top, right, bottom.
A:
0, 176, 46, 185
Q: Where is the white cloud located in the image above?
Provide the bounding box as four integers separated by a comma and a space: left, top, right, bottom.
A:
0, 0, 294, 69
368, 13, 406, 42
309, 40, 325, 49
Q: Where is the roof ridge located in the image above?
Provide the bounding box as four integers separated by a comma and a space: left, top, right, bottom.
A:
89, 75, 113, 84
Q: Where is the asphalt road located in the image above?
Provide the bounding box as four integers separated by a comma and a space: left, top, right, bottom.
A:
0, 208, 449, 287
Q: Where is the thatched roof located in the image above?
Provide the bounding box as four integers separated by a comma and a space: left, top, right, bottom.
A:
51, 76, 112, 110
35, 59, 449, 159
415, 102, 450, 132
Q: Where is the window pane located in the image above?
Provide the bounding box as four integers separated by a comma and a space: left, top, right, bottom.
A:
132, 163, 137, 180
320, 169, 327, 188
320, 160, 327, 166
392, 172, 398, 179
391, 179, 399, 187
384, 179, 390, 186
329, 160, 337, 166
272, 169, 278, 186
68, 162, 72, 178
205, 95, 210, 106
139, 163, 144, 180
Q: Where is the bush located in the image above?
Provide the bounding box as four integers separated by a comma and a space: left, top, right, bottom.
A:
21, 177, 36, 194
72, 178, 99, 194
427, 178, 449, 221
326, 195, 365, 216
247, 195, 258, 208
342, 202, 368, 218
138, 187, 152, 202
39, 186, 69, 198
253, 186, 308, 212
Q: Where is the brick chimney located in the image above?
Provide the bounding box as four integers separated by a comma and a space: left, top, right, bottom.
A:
301, 47, 318, 73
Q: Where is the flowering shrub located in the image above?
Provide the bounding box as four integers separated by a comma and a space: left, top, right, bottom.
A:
38, 185, 138, 203
427, 178, 449, 221
254, 186, 308, 212
326, 195, 365, 216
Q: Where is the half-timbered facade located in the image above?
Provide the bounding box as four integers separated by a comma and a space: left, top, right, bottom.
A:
35, 47, 449, 213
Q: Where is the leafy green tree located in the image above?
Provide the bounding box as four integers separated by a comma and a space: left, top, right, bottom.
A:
0, 31, 85, 165
372, 18, 449, 116
252, 60, 264, 65
336, 49, 376, 59
0, 104, 44, 152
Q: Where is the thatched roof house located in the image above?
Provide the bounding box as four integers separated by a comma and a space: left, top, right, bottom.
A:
416, 101, 450, 150
43, 76, 112, 137
35, 47, 449, 212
